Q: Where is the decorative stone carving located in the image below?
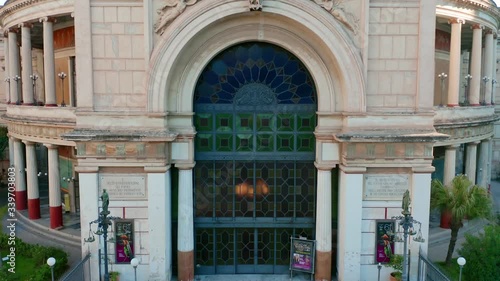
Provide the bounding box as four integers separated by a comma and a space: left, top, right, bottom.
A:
312, 0, 359, 34
249, 0, 262, 11
154, 0, 198, 35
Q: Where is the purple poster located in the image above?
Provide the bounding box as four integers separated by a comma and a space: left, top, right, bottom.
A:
290, 237, 315, 273
376, 220, 395, 263
115, 220, 134, 263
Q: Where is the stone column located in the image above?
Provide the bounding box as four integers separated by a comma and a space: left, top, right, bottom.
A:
444, 145, 458, 185
483, 30, 494, 104
40, 17, 57, 106
477, 139, 490, 187
447, 18, 465, 106
4, 32, 9, 103
469, 24, 483, 105
76, 167, 99, 281
45, 144, 62, 228
23, 141, 40, 219
8, 137, 14, 166
14, 139, 27, 210
147, 166, 172, 281
465, 141, 480, 184
177, 163, 195, 281
20, 23, 34, 105
314, 164, 333, 281
492, 34, 498, 104
337, 166, 363, 281
8, 28, 20, 104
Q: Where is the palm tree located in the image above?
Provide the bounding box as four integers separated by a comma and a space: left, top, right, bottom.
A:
430, 174, 492, 265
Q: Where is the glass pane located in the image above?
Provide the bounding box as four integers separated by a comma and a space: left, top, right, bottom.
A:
217, 229, 235, 266
238, 228, 255, 265
196, 228, 214, 266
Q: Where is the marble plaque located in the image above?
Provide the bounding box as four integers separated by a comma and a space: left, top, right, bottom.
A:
99, 174, 146, 199
363, 174, 409, 200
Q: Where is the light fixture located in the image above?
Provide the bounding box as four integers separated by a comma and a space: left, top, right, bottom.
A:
4, 77, 10, 104
131, 258, 139, 281
438, 73, 448, 107
235, 178, 270, 199
12, 75, 21, 105
30, 73, 39, 105
457, 257, 466, 281
58, 72, 67, 107
47, 257, 56, 281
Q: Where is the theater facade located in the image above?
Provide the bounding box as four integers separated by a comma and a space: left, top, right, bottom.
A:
0, 0, 499, 281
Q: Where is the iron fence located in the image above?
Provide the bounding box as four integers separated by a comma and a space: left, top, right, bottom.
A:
417, 249, 451, 281
61, 253, 91, 281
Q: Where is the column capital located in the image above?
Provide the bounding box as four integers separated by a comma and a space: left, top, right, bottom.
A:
446, 144, 460, 150
448, 18, 465, 25
471, 24, 483, 30
175, 162, 195, 170
485, 28, 495, 35
7, 27, 19, 33
468, 141, 481, 146
338, 165, 366, 174
44, 143, 59, 149
39, 17, 57, 23
144, 165, 171, 173
18, 22, 33, 29
22, 140, 35, 146
314, 162, 335, 171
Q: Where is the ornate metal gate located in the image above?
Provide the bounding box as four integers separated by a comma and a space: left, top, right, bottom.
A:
193, 42, 318, 274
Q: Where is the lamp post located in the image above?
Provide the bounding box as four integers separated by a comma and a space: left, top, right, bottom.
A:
463, 74, 472, 105
457, 257, 466, 281
12, 75, 21, 104
377, 262, 382, 281
58, 72, 67, 107
391, 190, 425, 281
438, 72, 448, 107
491, 79, 497, 105
4, 77, 10, 104
47, 257, 56, 281
131, 257, 139, 281
30, 74, 38, 105
84, 189, 121, 281
481, 76, 490, 105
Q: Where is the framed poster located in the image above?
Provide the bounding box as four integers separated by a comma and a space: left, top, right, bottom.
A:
376, 220, 395, 263
114, 220, 134, 263
290, 237, 316, 273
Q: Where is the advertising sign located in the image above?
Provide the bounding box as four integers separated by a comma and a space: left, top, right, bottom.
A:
290, 237, 315, 273
115, 220, 134, 263
376, 220, 395, 263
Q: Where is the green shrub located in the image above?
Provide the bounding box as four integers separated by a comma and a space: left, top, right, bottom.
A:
458, 224, 500, 281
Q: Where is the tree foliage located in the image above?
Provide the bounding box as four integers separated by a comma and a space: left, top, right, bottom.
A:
430, 175, 492, 265
459, 224, 500, 281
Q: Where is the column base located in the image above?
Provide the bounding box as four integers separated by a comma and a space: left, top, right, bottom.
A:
177, 250, 194, 281
446, 104, 459, 107
314, 250, 332, 281
45, 103, 58, 107
469, 103, 480, 106
22, 102, 34, 106
15, 190, 27, 210
50, 205, 63, 229
28, 198, 41, 219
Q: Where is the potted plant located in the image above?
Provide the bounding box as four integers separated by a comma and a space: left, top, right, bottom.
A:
109, 271, 120, 281
384, 254, 403, 281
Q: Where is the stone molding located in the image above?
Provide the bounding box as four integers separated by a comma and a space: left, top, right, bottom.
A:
341, 142, 434, 162
75, 141, 168, 159
7, 121, 73, 141
436, 123, 494, 143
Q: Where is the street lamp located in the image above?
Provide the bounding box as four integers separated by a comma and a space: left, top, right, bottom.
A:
30, 74, 39, 105
130, 257, 139, 281
12, 75, 21, 105
463, 74, 472, 105
4, 77, 10, 104
390, 190, 425, 281
481, 76, 490, 105
58, 72, 67, 107
84, 189, 121, 281
457, 257, 466, 281
491, 79, 497, 105
47, 257, 56, 281
438, 72, 448, 107
377, 262, 382, 281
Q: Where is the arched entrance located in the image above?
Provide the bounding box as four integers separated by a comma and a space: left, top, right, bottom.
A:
193, 42, 317, 274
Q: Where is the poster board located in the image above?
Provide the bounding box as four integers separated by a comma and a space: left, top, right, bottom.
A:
290, 237, 315, 274
375, 220, 395, 263
114, 220, 134, 263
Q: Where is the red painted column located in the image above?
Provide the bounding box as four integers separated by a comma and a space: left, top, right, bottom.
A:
24, 141, 41, 219
46, 144, 63, 229
13, 139, 27, 210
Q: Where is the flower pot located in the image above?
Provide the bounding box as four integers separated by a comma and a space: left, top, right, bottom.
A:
390, 272, 402, 281
440, 210, 452, 229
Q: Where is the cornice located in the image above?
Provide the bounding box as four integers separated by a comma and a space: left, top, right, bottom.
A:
0, 0, 74, 22
442, 0, 500, 25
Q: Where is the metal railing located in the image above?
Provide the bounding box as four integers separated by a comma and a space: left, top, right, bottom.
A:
61, 253, 91, 281
417, 249, 451, 281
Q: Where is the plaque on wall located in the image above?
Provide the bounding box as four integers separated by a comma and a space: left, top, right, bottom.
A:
99, 174, 146, 200
115, 220, 134, 264
363, 174, 409, 200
